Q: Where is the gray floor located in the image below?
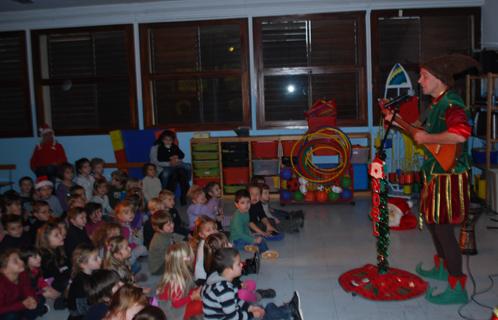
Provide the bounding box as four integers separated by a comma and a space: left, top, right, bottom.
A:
46, 197, 498, 320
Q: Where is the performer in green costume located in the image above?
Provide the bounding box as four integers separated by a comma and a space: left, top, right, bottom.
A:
385, 53, 479, 304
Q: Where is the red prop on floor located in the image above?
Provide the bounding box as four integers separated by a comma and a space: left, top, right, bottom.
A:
338, 264, 428, 301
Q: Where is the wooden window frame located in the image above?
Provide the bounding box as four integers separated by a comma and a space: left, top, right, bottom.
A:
371, 7, 481, 123
0, 31, 32, 137
253, 12, 367, 129
140, 19, 251, 131
31, 24, 138, 135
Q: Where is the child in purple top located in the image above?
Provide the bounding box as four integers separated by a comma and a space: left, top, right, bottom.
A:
204, 182, 225, 230
186, 185, 214, 230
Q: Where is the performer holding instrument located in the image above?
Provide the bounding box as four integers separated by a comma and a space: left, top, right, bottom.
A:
382, 53, 479, 305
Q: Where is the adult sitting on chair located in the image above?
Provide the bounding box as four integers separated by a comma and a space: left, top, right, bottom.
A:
30, 124, 68, 184
149, 130, 191, 205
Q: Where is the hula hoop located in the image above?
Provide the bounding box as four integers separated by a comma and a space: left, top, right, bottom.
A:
290, 127, 352, 184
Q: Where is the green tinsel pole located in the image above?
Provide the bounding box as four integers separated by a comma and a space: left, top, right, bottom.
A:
377, 176, 390, 274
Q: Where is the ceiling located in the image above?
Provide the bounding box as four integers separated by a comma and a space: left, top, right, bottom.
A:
1, 0, 173, 12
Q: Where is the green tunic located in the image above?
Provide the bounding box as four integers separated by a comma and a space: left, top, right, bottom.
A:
421, 90, 471, 178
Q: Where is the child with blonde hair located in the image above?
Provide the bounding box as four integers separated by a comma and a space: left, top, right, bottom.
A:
103, 284, 149, 320
157, 242, 203, 320
103, 235, 133, 284
68, 244, 102, 320
186, 185, 213, 230
190, 216, 217, 284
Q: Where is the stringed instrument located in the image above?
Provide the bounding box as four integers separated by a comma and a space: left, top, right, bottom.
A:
381, 97, 462, 172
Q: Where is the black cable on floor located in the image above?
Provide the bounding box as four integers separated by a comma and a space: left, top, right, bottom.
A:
457, 254, 498, 320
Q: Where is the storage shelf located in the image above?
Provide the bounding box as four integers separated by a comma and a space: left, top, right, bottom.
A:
191, 133, 371, 197
467, 73, 498, 170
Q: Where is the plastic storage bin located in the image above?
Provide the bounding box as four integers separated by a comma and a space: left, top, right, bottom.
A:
351, 147, 370, 163
192, 152, 218, 160
353, 163, 369, 190
223, 167, 249, 185
193, 160, 219, 169
252, 159, 279, 175
194, 167, 220, 177
281, 140, 301, 157
252, 141, 278, 159
192, 143, 218, 152
224, 185, 246, 194
193, 177, 220, 188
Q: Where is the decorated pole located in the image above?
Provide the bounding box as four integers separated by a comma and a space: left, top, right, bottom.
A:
338, 101, 427, 301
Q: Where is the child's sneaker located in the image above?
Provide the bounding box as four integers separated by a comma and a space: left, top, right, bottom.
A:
256, 288, 276, 299
288, 291, 303, 320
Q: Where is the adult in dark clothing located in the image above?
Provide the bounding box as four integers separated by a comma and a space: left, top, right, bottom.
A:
149, 130, 191, 205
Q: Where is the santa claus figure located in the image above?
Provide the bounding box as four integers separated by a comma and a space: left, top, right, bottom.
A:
388, 197, 417, 230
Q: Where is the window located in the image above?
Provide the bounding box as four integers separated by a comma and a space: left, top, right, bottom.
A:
371, 8, 480, 122
0, 31, 32, 137
254, 12, 367, 128
31, 25, 137, 134
140, 19, 250, 130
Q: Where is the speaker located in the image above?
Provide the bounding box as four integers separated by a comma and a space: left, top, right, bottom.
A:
480, 49, 498, 73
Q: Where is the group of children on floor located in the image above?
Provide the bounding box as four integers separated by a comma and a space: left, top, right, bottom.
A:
0, 161, 305, 320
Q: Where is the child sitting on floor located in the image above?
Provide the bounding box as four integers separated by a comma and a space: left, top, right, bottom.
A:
202, 247, 303, 320
74, 158, 96, 201
230, 190, 268, 253
156, 242, 203, 320
204, 182, 225, 230
203, 233, 272, 301
85, 202, 105, 237
55, 162, 75, 212
103, 236, 134, 284
142, 163, 162, 204
148, 211, 183, 275
84, 269, 122, 320
65, 207, 92, 260
0, 249, 48, 320
261, 184, 304, 228
248, 184, 280, 237
102, 284, 148, 320
91, 180, 114, 217
114, 201, 148, 274
67, 244, 102, 320
35, 176, 63, 217
20, 247, 60, 302
186, 185, 214, 230
159, 190, 189, 238
0, 214, 32, 252
36, 222, 70, 309
91, 158, 107, 183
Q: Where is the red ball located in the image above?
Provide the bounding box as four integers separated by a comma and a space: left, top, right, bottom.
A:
304, 191, 315, 202
316, 191, 328, 202
287, 178, 299, 192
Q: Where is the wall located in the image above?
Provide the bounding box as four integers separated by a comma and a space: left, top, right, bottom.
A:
0, 0, 485, 189
482, 0, 498, 49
